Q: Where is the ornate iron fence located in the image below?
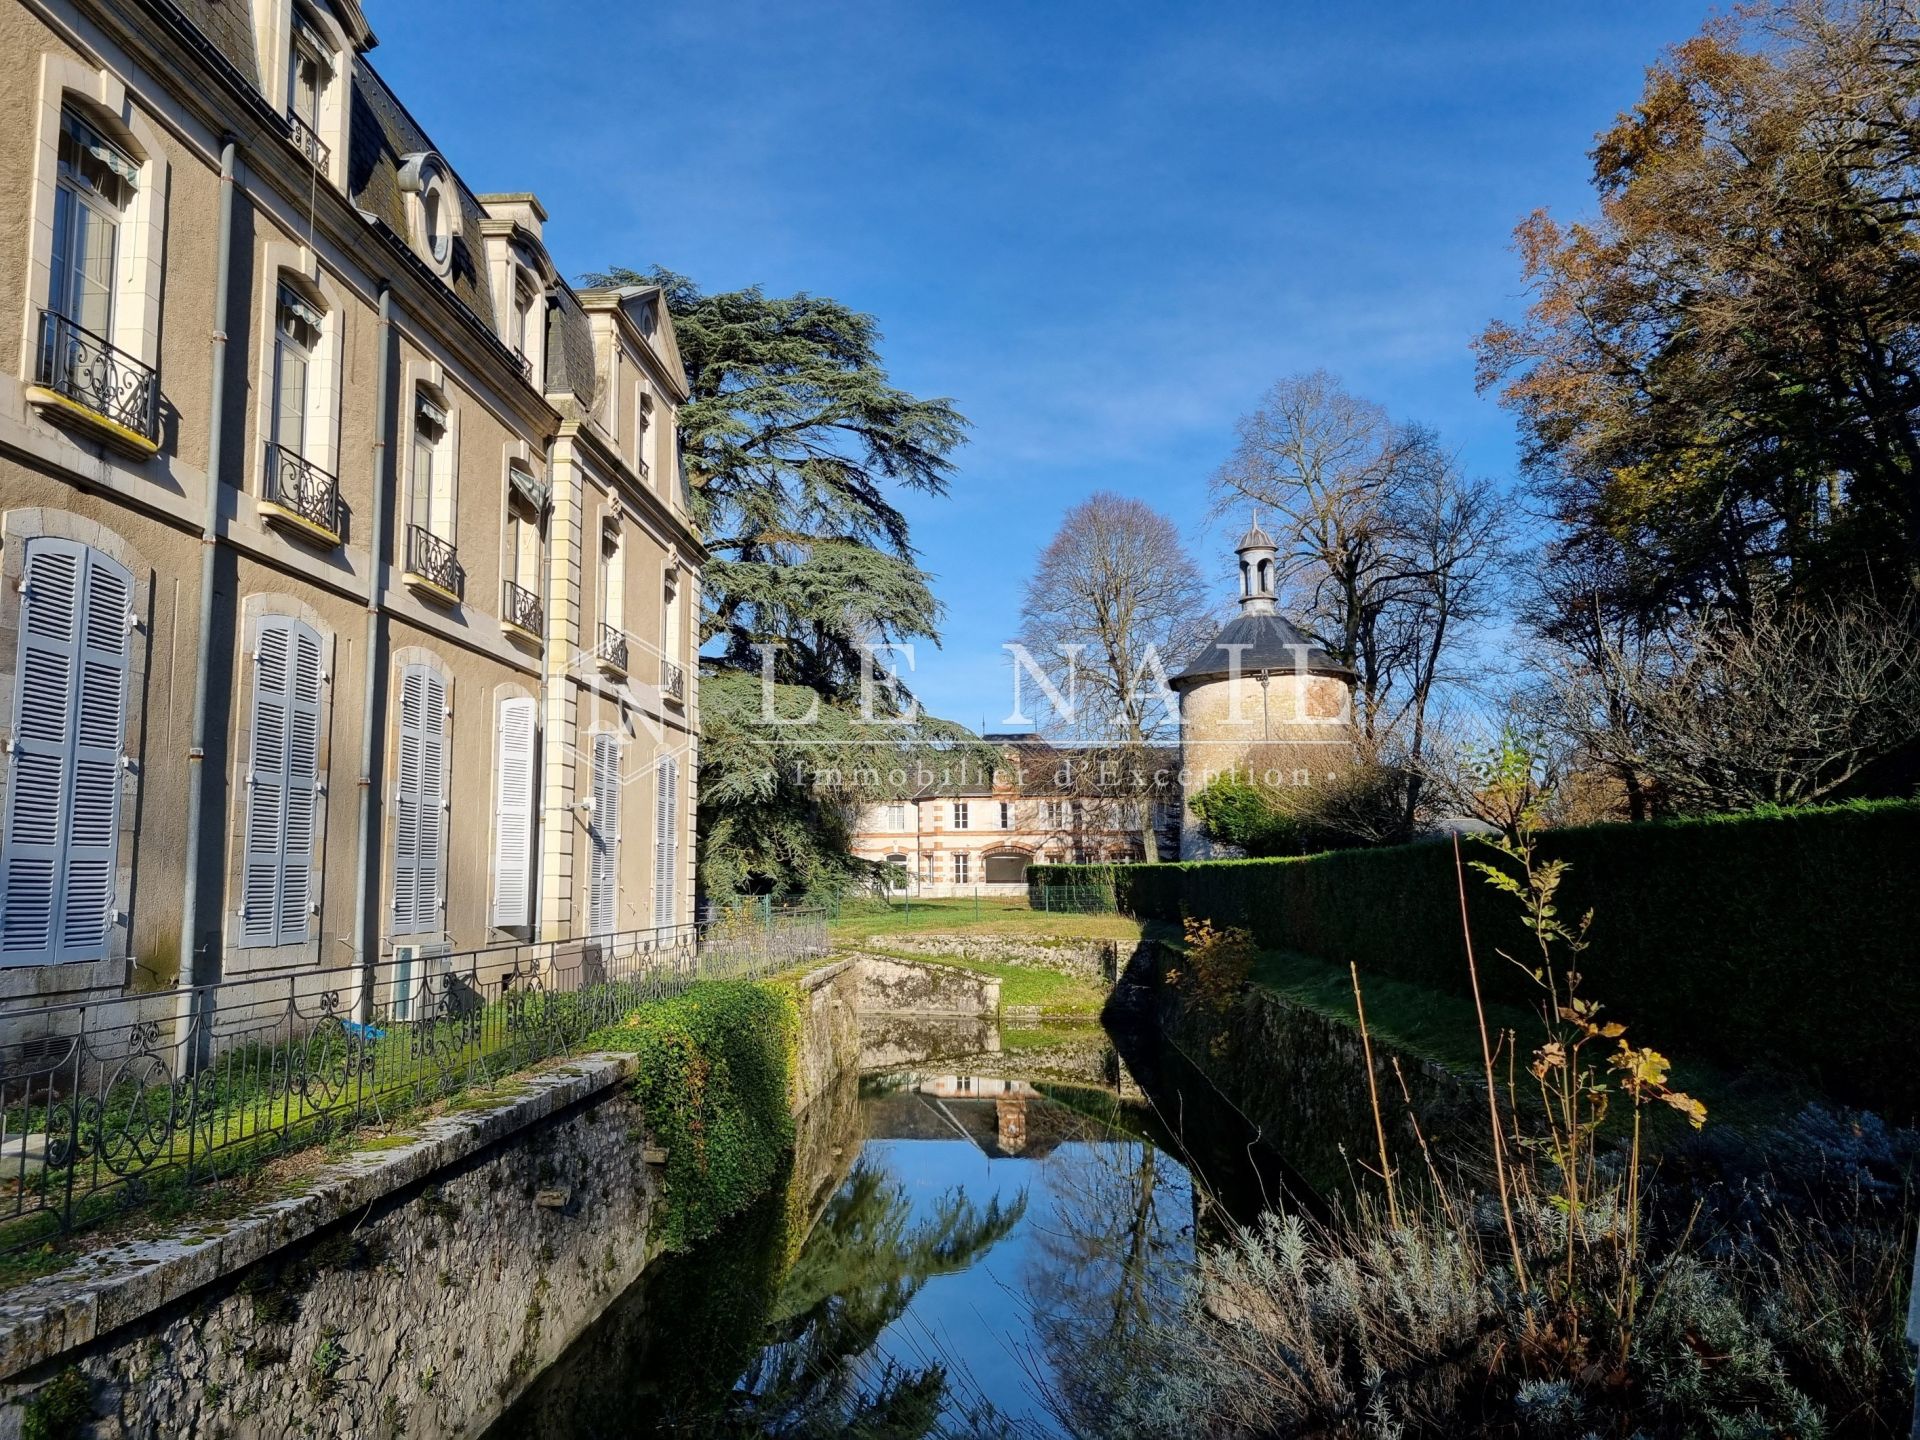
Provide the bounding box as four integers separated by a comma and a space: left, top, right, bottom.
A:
263, 442, 342, 537
597, 623, 629, 674
660, 657, 685, 703
404, 523, 464, 599
286, 110, 330, 172
0, 910, 828, 1248
34, 309, 159, 441
503, 579, 543, 636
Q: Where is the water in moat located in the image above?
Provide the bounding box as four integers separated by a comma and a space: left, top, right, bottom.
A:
485, 1014, 1299, 1439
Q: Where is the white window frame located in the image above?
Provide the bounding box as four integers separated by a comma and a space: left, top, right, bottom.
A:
951, 801, 969, 831
884, 802, 907, 831
951, 852, 970, 884
21, 69, 168, 402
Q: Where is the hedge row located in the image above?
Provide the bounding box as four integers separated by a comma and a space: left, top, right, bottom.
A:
1031, 800, 1920, 1119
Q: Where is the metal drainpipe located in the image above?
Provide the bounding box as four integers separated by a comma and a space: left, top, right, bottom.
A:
177, 136, 238, 996
352, 284, 394, 1022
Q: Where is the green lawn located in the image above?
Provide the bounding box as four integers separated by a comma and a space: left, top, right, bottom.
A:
1232, 944, 1815, 1145
827, 895, 1142, 947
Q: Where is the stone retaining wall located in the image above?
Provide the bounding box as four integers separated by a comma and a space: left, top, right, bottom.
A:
0, 964, 863, 1440
851, 954, 1000, 1017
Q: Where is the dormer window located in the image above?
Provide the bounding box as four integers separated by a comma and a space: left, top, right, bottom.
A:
398, 153, 455, 280
286, 14, 331, 170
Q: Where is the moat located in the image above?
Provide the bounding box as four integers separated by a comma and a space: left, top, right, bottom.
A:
487, 1015, 1292, 1439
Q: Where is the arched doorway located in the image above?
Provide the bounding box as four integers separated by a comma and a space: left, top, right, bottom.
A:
983, 849, 1029, 885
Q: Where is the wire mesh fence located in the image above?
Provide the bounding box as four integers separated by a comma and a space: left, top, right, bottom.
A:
1026, 883, 1119, 914
0, 909, 828, 1249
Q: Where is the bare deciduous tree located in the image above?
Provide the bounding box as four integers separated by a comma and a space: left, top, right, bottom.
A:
1212, 370, 1510, 826
1016, 493, 1208, 860
1555, 594, 1920, 813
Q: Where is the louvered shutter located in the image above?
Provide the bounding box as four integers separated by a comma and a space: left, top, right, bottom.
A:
240, 623, 291, 945
586, 734, 619, 936
280, 625, 322, 943
490, 696, 536, 928
652, 754, 678, 930
243, 619, 323, 947
1, 540, 131, 965
392, 665, 448, 935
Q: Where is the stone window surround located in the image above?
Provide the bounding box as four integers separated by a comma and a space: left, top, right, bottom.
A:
0, 509, 152, 998
251, 0, 351, 185
404, 362, 461, 548
498, 442, 545, 610
384, 646, 453, 951
222, 594, 336, 965
396, 151, 456, 282
251, 246, 345, 485
18, 55, 170, 400
486, 679, 537, 939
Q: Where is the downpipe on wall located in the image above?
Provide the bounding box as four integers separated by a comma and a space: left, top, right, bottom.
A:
176, 135, 238, 1026
352, 285, 394, 1023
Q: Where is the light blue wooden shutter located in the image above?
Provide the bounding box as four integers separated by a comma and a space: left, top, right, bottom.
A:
587, 734, 619, 936
490, 695, 536, 928
652, 754, 678, 929
242, 619, 323, 947
392, 665, 448, 935
1, 539, 131, 964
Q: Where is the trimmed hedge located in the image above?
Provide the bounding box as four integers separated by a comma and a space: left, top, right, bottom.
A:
1033, 800, 1920, 1119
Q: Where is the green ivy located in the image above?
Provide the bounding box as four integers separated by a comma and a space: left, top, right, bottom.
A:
1033, 799, 1920, 1119
592, 981, 801, 1252
22, 1368, 90, 1440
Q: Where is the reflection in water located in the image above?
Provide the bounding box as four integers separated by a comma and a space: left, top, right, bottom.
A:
492, 1025, 1283, 1439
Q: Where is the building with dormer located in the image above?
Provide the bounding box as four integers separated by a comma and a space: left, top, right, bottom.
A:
0, 0, 701, 1009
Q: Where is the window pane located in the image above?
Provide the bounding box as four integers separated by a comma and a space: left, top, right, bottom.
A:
275, 346, 308, 456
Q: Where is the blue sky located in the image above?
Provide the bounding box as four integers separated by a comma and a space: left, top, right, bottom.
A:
371, 0, 1709, 728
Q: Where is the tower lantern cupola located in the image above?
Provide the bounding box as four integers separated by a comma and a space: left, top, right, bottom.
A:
1235, 517, 1278, 616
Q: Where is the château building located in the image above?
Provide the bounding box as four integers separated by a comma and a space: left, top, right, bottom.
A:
847, 736, 1181, 896
0, 0, 701, 1011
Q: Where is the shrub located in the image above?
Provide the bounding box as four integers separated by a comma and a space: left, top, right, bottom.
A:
596, 981, 801, 1251
1032, 799, 1920, 1118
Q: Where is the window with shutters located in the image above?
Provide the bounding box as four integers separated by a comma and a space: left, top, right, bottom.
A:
391, 662, 449, 938
652, 753, 679, 930
0, 538, 133, 965
587, 733, 621, 936
238, 616, 324, 948
491, 694, 537, 930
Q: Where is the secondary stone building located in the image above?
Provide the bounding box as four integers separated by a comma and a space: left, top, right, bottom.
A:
848, 736, 1181, 897
1171, 521, 1356, 858
0, 0, 701, 1012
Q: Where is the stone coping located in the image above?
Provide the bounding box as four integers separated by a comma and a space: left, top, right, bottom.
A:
0, 1051, 640, 1384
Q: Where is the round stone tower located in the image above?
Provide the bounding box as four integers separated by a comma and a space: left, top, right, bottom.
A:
1171, 520, 1357, 858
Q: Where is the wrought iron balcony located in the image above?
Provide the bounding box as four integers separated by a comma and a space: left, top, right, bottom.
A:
287, 109, 330, 172
512, 348, 533, 384
503, 579, 543, 637
403, 524, 464, 602
597, 623, 629, 675
660, 657, 685, 704
262, 442, 341, 543
33, 309, 158, 444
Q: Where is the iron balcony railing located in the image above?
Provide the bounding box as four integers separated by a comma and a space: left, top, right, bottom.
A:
0, 910, 829, 1247
512, 348, 533, 384
598, 623, 629, 673
404, 523, 464, 600
503, 579, 543, 636
34, 309, 159, 441
661, 657, 686, 703
263, 442, 341, 539
287, 109, 330, 172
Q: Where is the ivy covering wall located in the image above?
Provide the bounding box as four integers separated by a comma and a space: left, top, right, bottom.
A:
1032, 801, 1920, 1118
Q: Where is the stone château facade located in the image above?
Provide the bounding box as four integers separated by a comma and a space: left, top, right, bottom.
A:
0, 0, 701, 1010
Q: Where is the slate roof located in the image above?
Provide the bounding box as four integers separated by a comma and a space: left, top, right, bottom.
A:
1171, 611, 1352, 685
170, 0, 262, 88
543, 286, 600, 411
346, 67, 499, 328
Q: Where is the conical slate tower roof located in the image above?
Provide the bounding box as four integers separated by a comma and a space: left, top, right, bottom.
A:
1172, 611, 1352, 685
